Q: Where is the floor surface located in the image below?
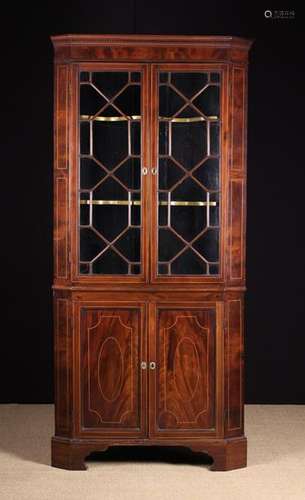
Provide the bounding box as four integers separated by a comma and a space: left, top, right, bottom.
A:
0, 405, 304, 500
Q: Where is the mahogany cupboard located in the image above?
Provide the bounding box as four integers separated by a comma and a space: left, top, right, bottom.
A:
51, 35, 252, 471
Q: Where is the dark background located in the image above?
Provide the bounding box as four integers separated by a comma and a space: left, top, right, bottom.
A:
1, 1, 304, 404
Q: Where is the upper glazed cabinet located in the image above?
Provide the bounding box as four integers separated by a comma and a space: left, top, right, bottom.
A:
76, 65, 223, 282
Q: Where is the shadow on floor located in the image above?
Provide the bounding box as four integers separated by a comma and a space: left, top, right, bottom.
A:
87, 446, 213, 468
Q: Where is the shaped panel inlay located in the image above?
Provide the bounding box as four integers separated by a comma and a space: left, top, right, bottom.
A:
98, 336, 123, 402
156, 307, 216, 432
80, 307, 142, 432
173, 336, 200, 402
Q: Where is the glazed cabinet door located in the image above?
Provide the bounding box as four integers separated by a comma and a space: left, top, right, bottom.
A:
73, 64, 149, 283
76, 303, 147, 438
151, 64, 228, 283
149, 303, 218, 438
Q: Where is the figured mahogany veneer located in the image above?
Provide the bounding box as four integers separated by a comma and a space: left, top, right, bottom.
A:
51, 35, 252, 471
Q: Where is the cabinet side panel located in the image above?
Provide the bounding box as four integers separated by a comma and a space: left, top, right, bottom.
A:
54, 64, 70, 283
231, 66, 246, 172
228, 178, 245, 282
55, 65, 69, 170
54, 294, 72, 436
225, 297, 244, 436
226, 64, 247, 285
54, 176, 68, 279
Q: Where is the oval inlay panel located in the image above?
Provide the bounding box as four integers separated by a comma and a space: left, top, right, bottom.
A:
98, 337, 123, 402
173, 337, 200, 402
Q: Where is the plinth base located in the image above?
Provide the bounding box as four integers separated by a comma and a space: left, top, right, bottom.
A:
51, 436, 247, 472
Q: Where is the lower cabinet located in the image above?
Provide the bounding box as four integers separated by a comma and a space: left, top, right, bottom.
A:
77, 300, 218, 439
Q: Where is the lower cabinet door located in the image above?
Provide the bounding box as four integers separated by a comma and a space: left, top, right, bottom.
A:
77, 303, 146, 437
150, 303, 217, 438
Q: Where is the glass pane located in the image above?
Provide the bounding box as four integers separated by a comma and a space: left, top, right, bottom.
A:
131, 122, 141, 155
193, 158, 219, 191
130, 72, 141, 82
115, 158, 141, 190
171, 205, 207, 242
159, 73, 169, 83
159, 86, 185, 116
158, 263, 169, 274
171, 73, 208, 98
95, 104, 121, 117
172, 122, 207, 169
80, 205, 89, 226
209, 263, 219, 274
210, 122, 220, 155
80, 85, 107, 116
114, 86, 140, 116
193, 86, 220, 117
158, 229, 184, 262
131, 264, 141, 274
158, 206, 168, 226
157, 71, 221, 276
80, 263, 90, 274
80, 122, 90, 155
171, 249, 207, 275
92, 249, 129, 274
93, 122, 128, 169
210, 73, 220, 83
80, 72, 90, 82
92, 206, 128, 242
159, 121, 169, 155
193, 229, 219, 262
80, 228, 106, 261
92, 72, 128, 98
209, 192, 220, 227
78, 71, 142, 275
80, 192, 90, 226
80, 158, 106, 190
158, 158, 184, 190
115, 228, 141, 262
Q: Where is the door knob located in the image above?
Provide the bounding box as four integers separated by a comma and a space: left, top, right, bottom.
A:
141, 361, 147, 369
149, 361, 156, 370
141, 167, 148, 175
151, 168, 158, 175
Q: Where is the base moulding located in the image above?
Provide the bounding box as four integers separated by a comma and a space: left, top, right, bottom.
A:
51, 435, 247, 472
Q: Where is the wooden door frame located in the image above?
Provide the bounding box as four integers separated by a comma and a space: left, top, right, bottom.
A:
73, 299, 148, 438
148, 300, 224, 439
69, 63, 151, 285
149, 63, 229, 285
